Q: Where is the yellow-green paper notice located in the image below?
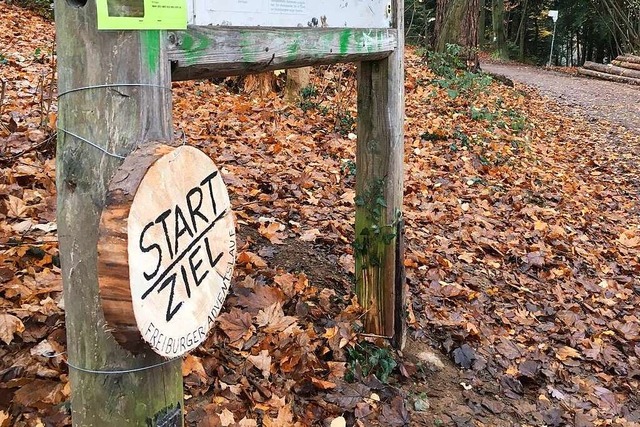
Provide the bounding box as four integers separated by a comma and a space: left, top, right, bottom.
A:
97, 0, 187, 30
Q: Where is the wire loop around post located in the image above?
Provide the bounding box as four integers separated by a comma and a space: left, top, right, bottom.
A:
56, 83, 174, 159
57, 128, 126, 159
66, 357, 180, 375
57, 83, 171, 98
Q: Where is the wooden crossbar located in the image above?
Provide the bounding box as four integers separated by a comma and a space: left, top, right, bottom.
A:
167, 26, 398, 80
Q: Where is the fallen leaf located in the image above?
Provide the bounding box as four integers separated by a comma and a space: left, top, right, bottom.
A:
217, 308, 255, 345
0, 314, 25, 344
256, 302, 298, 333
453, 344, 476, 369
311, 377, 336, 390
6, 195, 28, 218
248, 350, 272, 379
556, 345, 581, 361
218, 408, 235, 427
299, 228, 320, 242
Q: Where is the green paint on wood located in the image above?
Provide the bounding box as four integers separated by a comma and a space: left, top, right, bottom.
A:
177, 32, 211, 66
240, 31, 258, 63
339, 29, 351, 55
141, 31, 160, 74
354, 31, 376, 54
180, 33, 195, 51
287, 36, 301, 61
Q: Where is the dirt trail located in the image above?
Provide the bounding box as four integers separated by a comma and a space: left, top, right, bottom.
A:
482, 63, 640, 132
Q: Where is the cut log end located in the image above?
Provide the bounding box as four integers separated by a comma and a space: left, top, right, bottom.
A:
98, 142, 177, 354
98, 143, 236, 358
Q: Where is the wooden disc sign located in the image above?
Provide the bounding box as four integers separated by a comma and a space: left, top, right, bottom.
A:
98, 143, 236, 357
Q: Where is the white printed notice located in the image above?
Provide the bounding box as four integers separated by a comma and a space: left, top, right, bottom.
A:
191, 0, 389, 28
269, 0, 306, 14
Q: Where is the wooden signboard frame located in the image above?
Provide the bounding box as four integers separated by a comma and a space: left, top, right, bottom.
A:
56, 0, 405, 424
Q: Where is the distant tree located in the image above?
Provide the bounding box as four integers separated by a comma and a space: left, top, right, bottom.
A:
284, 67, 310, 102
243, 72, 277, 97
404, 0, 638, 65
434, 0, 480, 68
491, 0, 509, 60
598, 0, 640, 54
405, 0, 436, 47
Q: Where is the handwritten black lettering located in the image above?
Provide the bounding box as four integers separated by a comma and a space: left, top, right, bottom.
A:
200, 171, 219, 217
155, 209, 174, 259
186, 186, 209, 232
173, 205, 193, 254
180, 264, 191, 299
188, 244, 208, 287
140, 221, 162, 280
141, 209, 227, 299
156, 273, 182, 322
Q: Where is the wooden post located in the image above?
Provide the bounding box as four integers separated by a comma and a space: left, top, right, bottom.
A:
355, 0, 406, 347
55, 0, 183, 424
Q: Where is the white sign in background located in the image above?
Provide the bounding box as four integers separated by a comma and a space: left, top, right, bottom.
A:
189, 0, 392, 28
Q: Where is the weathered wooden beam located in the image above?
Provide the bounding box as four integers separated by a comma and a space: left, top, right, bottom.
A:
355, 0, 405, 347
55, 0, 183, 423
167, 26, 398, 80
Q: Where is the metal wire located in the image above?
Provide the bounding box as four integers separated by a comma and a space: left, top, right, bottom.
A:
66, 357, 180, 375
57, 127, 126, 159
57, 83, 171, 98
56, 83, 172, 158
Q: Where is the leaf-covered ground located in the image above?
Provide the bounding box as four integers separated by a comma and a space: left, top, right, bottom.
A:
1, 2, 639, 426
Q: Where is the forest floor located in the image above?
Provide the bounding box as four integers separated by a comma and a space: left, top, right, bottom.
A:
2, 2, 640, 427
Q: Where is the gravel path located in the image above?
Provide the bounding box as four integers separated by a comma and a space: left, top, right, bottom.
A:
482, 63, 640, 132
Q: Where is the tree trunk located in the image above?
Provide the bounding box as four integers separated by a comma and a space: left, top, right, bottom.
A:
479, 0, 486, 47
516, 0, 528, 61
612, 59, 640, 70
460, 0, 480, 70
578, 67, 640, 85
576, 30, 581, 65
433, 0, 450, 49
583, 60, 640, 79
434, 0, 480, 69
244, 72, 277, 97
55, 0, 183, 424
284, 67, 311, 102
492, 0, 509, 60
616, 54, 640, 64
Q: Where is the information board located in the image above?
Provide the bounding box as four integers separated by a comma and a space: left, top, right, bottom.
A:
97, 0, 187, 30
189, 0, 392, 28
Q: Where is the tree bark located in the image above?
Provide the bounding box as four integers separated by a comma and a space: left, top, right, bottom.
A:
492, 0, 509, 60
284, 67, 311, 102
583, 60, 640, 79
578, 67, 640, 85
616, 54, 640, 64
612, 59, 640, 71
479, 0, 486, 47
55, 0, 183, 424
244, 72, 277, 97
516, 0, 528, 62
434, 0, 480, 69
